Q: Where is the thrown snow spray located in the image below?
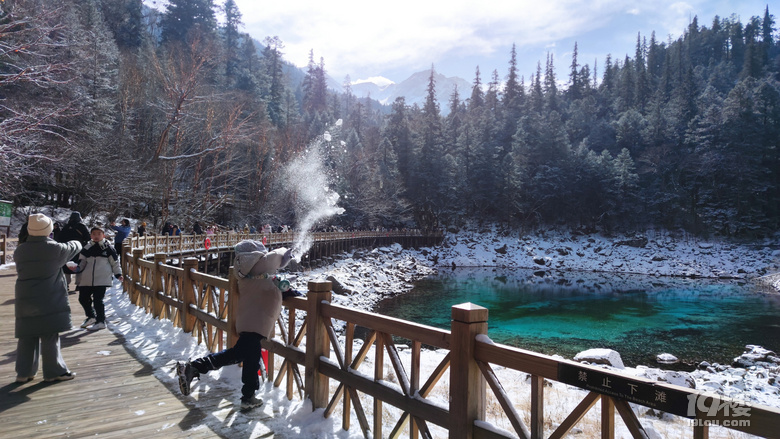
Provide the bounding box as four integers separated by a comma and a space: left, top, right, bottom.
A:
284, 121, 346, 261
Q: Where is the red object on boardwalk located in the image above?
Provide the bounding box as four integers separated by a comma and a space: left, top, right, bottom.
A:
257, 349, 268, 375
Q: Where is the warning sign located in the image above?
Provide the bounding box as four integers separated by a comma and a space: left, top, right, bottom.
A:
558, 362, 692, 417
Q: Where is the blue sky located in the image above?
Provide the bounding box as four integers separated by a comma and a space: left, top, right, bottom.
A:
152, 1, 774, 84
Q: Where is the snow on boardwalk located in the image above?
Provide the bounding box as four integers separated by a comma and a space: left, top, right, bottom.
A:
0, 265, 273, 438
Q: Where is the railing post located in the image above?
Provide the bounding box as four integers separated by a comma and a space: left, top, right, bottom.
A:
305, 280, 332, 410
121, 241, 131, 292
152, 253, 166, 318
178, 235, 183, 267
1, 233, 6, 265
227, 266, 239, 349
182, 257, 198, 333
130, 248, 143, 304
693, 423, 709, 439
450, 302, 488, 439
530, 375, 545, 439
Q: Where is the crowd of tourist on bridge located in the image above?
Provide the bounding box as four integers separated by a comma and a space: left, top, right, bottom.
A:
11, 210, 298, 411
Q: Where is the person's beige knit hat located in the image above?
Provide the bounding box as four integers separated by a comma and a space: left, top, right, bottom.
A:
28, 213, 54, 237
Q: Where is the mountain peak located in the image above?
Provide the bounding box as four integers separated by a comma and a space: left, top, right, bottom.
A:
347, 71, 470, 115
352, 76, 395, 89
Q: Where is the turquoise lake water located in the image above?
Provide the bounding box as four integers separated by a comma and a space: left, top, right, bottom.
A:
372, 268, 780, 368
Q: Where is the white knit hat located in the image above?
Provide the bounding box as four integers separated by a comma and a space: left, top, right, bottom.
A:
28, 213, 54, 237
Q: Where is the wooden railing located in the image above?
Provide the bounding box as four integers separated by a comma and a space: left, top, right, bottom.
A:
128, 230, 438, 259
119, 239, 780, 439
0, 235, 17, 265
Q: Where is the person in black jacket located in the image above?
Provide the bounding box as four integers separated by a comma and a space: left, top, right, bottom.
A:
72, 226, 123, 330
57, 212, 90, 289
58, 212, 90, 245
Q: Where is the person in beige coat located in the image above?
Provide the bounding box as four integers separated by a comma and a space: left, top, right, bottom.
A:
176, 240, 295, 410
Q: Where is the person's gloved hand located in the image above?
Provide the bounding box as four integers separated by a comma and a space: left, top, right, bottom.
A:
282, 289, 303, 299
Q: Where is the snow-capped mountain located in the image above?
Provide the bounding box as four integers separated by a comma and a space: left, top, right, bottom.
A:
343, 71, 471, 115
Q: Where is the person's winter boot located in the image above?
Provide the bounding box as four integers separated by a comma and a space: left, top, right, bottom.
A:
176, 361, 200, 396
240, 395, 263, 410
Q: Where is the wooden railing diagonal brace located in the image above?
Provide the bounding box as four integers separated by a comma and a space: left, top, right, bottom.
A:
548, 391, 601, 439
477, 360, 531, 439
381, 332, 411, 396
389, 353, 452, 438
613, 398, 650, 439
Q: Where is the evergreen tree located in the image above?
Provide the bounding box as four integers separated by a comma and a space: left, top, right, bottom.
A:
728, 18, 746, 72
646, 31, 663, 80
413, 67, 445, 227
529, 62, 544, 113
761, 6, 775, 67
262, 36, 286, 126
503, 44, 523, 111
568, 42, 582, 101
160, 0, 217, 44
469, 66, 484, 108
634, 34, 650, 111
384, 97, 413, 193
618, 55, 635, 111
223, 0, 242, 83
544, 53, 559, 112
100, 0, 144, 49
485, 70, 500, 113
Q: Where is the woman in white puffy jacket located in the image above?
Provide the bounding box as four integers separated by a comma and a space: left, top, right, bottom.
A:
74, 227, 123, 330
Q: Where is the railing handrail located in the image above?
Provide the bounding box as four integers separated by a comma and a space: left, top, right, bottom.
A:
127, 230, 441, 259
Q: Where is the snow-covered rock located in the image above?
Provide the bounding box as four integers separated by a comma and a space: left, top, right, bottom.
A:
637, 368, 696, 389
428, 227, 780, 279
573, 348, 625, 369
656, 353, 679, 364
732, 345, 780, 368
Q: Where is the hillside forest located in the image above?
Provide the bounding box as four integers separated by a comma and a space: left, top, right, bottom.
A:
1, 0, 779, 237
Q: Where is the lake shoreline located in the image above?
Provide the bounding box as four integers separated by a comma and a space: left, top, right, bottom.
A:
293, 227, 780, 410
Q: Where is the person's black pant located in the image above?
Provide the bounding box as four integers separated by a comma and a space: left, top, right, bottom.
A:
78, 286, 107, 323
191, 332, 264, 399
115, 241, 124, 261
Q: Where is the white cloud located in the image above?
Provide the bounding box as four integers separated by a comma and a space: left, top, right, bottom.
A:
234, 0, 632, 79
221, 0, 766, 81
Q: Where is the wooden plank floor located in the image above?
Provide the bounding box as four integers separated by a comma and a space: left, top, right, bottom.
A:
0, 265, 275, 438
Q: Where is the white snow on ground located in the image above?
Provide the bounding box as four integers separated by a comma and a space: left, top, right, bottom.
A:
2, 226, 779, 438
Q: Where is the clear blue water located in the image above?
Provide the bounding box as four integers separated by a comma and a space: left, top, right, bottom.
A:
372, 268, 780, 368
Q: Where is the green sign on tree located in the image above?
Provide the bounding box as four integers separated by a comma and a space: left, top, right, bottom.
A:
0, 201, 12, 227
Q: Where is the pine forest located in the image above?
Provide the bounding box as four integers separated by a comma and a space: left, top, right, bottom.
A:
1, 0, 779, 237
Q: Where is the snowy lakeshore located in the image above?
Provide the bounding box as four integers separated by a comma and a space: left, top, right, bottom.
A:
281, 227, 780, 437
2, 227, 779, 438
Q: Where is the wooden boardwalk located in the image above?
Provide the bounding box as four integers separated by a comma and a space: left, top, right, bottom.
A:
0, 265, 275, 438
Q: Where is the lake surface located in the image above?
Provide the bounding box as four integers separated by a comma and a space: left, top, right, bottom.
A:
372, 268, 780, 368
